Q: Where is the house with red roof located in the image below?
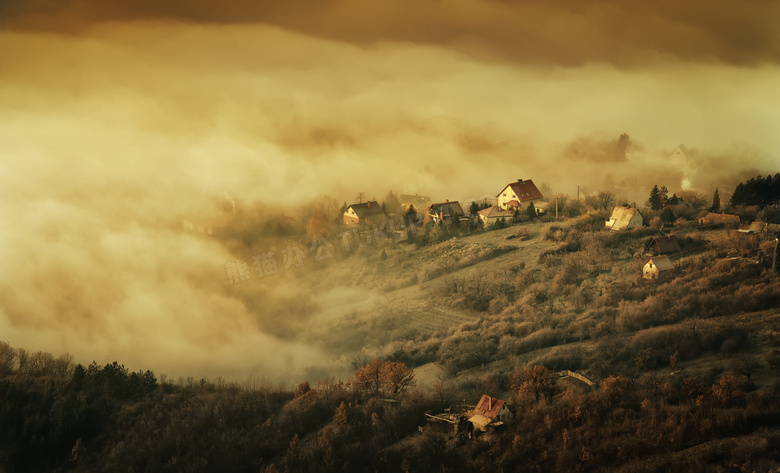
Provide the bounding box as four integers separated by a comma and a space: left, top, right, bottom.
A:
496, 179, 544, 211
467, 394, 511, 431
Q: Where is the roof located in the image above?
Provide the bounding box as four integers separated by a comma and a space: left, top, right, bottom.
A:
478, 206, 514, 219
646, 255, 674, 271
499, 179, 544, 201
467, 414, 495, 430
607, 206, 642, 230
646, 236, 681, 254
470, 395, 505, 420
346, 201, 386, 219
429, 201, 465, 217
670, 144, 690, 160
700, 212, 740, 225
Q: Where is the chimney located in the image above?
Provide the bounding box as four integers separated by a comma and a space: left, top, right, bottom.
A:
488, 397, 492, 411
367, 201, 371, 208
445, 199, 449, 203
517, 178, 523, 183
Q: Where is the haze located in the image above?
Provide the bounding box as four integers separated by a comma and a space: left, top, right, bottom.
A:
1, 0, 778, 382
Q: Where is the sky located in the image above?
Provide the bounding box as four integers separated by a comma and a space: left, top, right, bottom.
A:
1, 0, 778, 381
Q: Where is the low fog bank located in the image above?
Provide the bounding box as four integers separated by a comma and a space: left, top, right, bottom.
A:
1, 21, 777, 382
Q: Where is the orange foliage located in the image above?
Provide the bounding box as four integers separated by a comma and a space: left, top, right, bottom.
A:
353, 359, 416, 397
306, 209, 331, 240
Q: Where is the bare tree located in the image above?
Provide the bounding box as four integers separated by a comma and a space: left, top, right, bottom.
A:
595, 190, 617, 211
0, 341, 16, 375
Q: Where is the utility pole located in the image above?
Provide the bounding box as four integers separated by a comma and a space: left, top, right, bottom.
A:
577, 185, 580, 214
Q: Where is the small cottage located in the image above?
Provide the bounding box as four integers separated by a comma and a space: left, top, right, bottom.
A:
643, 255, 674, 280
606, 205, 643, 231
467, 395, 511, 431
477, 206, 515, 226
343, 201, 387, 225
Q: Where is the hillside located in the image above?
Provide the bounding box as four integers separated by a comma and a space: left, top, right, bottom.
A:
2, 213, 780, 472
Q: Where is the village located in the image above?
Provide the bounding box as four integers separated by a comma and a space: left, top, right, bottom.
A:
191, 167, 780, 440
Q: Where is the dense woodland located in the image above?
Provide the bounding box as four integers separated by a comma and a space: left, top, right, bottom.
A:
2, 176, 780, 472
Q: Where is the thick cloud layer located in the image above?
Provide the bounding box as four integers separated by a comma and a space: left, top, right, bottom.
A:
2, 0, 779, 66
0, 10, 777, 381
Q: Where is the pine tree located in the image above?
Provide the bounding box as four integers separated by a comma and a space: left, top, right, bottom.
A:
526, 202, 537, 220
661, 207, 675, 223
648, 185, 662, 210
711, 188, 721, 212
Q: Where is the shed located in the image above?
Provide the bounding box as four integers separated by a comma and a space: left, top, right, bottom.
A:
645, 236, 681, 255
643, 255, 674, 280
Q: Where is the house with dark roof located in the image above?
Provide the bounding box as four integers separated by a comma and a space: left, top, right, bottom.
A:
645, 236, 681, 255
427, 200, 466, 223
343, 201, 387, 225
605, 205, 643, 231
496, 179, 544, 211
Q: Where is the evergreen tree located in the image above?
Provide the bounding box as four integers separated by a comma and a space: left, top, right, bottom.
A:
648, 185, 661, 210
383, 191, 401, 215
661, 207, 676, 223
404, 204, 417, 222
659, 186, 669, 207
711, 188, 721, 212
526, 202, 537, 220
469, 201, 480, 215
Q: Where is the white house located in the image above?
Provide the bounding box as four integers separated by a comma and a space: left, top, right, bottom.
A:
605, 206, 643, 231
343, 201, 387, 225
496, 179, 544, 211
643, 255, 674, 280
